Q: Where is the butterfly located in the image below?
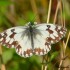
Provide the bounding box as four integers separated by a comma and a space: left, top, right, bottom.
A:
0, 22, 66, 57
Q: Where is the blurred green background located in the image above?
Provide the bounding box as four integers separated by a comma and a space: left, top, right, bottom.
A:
0, 0, 70, 70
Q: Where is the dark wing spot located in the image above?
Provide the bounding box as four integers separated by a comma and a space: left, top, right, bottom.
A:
55, 37, 60, 41
24, 49, 33, 57
9, 32, 16, 38
34, 48, 45, 55
46, 37, 56, 43
26, 49, 32, 56
12, 41, 18, 46
0, 34, 2, 39
46, 25, 51, 28
2, 38, 6, 44
0, 32, 7, 44
46, 25, 53, 34
55, 26, 66, 38
3, 32, 7, 38
5, 42, 11, 48
6, 41, 18, 48
11, 29, 15, 32
48, 30, 53, 34
61, 28, 67, 33
16, 45, 21, 52
45, 42, 51, 50
55, 26, 58, 31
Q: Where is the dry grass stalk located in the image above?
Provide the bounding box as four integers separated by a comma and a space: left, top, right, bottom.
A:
10, 0, 15, 15
40, 0, 47, 18
41, 65, 43, 70
53, 0, 69, 70
64, 32, 70, 51
5, 13, 17, 26
59, 1, 63, 26
43, 0, 52, 70
41, 0, 47, 11
58, 0, 70, 69
62, 32, 70, 70
58, 42, 64, 70
0, 45, 2, 55
1, 64, 6, 70
45, 66, 48, 70
53, 1, 60, 24
47, 0, 52, 23
63, 32, 70, 69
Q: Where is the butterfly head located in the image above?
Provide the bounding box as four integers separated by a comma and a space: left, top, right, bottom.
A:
28, 22, 37, 26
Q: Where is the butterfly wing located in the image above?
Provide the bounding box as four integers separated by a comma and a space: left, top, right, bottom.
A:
0, 23, 67, 58
0, 26, 34, 57
33, 33, 51, 56
35, 23, 67, 44
32, 23, 66, 56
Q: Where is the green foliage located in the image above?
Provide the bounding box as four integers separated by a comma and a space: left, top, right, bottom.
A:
47, 63, 54, 70
0, 0, 70, 70
0, 0, 12, 29
0, 0, 11, 6
0, 14, 3, 25
0, 0, 12, 13
17, 17, 27, 26
2, 48, 14, 64
50, 51, 59, 61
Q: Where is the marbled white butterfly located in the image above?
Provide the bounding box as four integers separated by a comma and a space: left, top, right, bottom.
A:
0, 22, 66, 57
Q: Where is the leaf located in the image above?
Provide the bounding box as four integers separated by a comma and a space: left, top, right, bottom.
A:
2, 49, 14, 64
0, 1, 12, 6
50, 51, 59, 61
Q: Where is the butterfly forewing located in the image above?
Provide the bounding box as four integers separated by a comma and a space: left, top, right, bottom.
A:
0, 22, 67, 57
35, 24, 66, 44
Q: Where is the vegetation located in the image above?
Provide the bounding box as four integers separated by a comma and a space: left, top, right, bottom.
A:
0, 0, 70, 70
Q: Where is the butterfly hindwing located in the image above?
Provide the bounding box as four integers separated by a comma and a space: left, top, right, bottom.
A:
33, 33, 51, 55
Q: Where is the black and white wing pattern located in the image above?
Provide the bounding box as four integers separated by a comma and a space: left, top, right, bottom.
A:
35, 24, 66, 44
0, 22, 67, 57
0, 26, 34, 57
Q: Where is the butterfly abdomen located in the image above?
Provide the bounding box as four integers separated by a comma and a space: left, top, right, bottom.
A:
29, 24, 34, 50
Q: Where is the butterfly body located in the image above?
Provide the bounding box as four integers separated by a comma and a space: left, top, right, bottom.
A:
0, 22, 66, 57
28, 22, 35, 51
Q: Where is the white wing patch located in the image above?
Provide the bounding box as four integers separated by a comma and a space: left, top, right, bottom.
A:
33, 34, 51, 55
0, 23, 67, 57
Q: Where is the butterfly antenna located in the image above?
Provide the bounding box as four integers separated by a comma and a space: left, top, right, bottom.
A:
31, 14, 40, 23
31, 14, 37, 22
23, 16, 29, 23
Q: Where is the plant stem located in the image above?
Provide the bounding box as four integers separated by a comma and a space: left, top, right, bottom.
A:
47, 0, 52, 23
53, 0, 60, 24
